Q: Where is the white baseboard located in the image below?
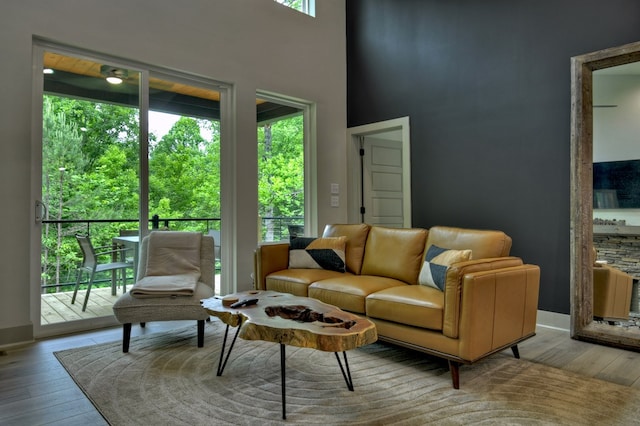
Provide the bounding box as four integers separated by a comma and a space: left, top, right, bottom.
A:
537, 310, 570, 332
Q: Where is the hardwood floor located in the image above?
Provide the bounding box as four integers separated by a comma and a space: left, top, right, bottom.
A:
2, 323, 640, 425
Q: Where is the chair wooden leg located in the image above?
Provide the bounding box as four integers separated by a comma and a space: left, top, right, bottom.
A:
197, 319, 205, 347
511, 344, 520, 359
123, 323, 132, 353
448, 360, 460, 389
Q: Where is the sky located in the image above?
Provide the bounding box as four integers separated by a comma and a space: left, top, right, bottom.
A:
149, 111, 180, 140
149, 110, 212, 141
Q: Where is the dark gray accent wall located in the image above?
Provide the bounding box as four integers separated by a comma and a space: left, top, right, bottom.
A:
346, 0, 640, 314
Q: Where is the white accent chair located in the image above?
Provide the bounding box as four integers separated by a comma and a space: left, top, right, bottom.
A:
112, 232, 215, 352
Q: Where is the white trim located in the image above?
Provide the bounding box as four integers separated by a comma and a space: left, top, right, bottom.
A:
219, 84, 235, 295
536, 310, 571, 332
30, 43, 45, 335
255, 90, 317, 239
346, 117, 411, 226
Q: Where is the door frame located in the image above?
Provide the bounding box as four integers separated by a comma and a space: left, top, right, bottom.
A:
30, 40, 233, 338
346, 117, 411, 227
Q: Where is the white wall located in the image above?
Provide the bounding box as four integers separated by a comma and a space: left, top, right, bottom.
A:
593, 74, 640, 225
0, 0, 347, 345
593, 74, 640, 162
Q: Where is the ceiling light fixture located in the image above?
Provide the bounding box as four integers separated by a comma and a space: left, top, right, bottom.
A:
43, 68, 54, 74
100, 65, 128, 85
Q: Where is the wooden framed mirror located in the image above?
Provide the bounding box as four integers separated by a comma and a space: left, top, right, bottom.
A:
571, 40, 640, 350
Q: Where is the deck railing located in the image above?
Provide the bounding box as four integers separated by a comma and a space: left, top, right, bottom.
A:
40, 215, 302, 292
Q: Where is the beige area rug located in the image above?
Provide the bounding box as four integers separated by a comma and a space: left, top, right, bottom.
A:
55, 320, 640, 425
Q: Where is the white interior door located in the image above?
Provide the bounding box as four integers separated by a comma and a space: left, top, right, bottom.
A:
362, 137, 405, 227
346, 116, 411, 228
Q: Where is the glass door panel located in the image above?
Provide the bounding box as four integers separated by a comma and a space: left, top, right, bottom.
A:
147, 74, 221, 293
41, 50, 141, 324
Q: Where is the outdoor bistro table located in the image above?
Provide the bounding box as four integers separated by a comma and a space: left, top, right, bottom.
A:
201, 290, 378, 420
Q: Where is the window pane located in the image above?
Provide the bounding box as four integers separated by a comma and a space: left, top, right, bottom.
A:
41, 51, 141, 319
274, 0, 315, 16
257, 98, 304, 242
147, 75, 221, 233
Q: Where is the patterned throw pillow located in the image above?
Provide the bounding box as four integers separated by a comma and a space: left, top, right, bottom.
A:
418, 245, 472, 291
289, 236, 347, 272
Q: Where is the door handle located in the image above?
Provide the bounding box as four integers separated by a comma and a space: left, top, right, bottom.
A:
35, 200, 47, 223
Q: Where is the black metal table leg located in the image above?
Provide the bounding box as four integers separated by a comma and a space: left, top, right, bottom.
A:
334, 351, 354, 391
280, 343, 286, 420
216, 319, 242, 376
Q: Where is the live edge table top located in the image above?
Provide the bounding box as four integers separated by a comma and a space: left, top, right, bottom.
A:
201, 290, 378, 353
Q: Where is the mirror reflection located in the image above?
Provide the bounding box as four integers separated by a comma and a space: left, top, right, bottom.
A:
592, 63, 640, 332
571, 41, 640, 350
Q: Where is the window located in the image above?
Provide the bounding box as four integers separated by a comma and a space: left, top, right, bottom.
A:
274, 0, 315, 17
257, 94, 314, 242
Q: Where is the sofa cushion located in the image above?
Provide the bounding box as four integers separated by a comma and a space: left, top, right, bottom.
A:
426, 226, 512, 259
309, 275, 405, 314
323, 223, 371, 274
267, 269, 351, 297
289, 236, 347, 272
360, 226, 428, 285
419, 245, 472, 291
366, 285, 444, 331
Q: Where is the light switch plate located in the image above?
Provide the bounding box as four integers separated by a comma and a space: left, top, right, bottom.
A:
331, 183, 339, 194
331, 195, 339, 207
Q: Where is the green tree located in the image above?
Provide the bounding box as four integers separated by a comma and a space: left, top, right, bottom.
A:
41, 95, 222, 288
42, 95, 140, 289
149, 117, 220, 222
42, 97, 85, 289
258, 114, 304, 239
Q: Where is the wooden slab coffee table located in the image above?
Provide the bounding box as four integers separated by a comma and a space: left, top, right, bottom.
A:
201, 290, 377, 420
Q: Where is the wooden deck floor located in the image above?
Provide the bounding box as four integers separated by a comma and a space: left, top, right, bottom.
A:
41, 287, 127, 324
41, 275, 221, 324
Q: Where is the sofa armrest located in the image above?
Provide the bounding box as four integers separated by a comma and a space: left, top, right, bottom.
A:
593, 264, 633, 320
254, 243, 290, 290
442, 257, 529, 338
455, 263, 540, 361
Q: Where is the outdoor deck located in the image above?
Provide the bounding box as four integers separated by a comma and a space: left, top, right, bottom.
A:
41, 275, 221, 325
41, 287, 125, 325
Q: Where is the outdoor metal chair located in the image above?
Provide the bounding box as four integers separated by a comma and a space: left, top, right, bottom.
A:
71, 234, 134, 312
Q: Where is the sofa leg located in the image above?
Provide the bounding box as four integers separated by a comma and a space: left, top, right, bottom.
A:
197, 319, 205, 347
123, 323, 132, 353
511, 345, 520, 359
448, 360, 460, 389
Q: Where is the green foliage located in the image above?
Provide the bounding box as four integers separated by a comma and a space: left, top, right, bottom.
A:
41, 94, 302, 287
257, 115, 304, 218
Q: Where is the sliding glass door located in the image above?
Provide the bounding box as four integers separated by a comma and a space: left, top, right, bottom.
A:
33, 43, 224, 336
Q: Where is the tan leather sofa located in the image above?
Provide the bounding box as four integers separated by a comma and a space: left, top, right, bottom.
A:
592, 244, 634, 322
254, 224, 540, 388
591, 246, 634, 321
593, 264, 633, 320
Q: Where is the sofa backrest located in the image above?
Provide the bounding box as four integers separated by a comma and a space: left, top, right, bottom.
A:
323, 223, 371, 274
360, 226, 428, 285
426, 226, 512, 259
